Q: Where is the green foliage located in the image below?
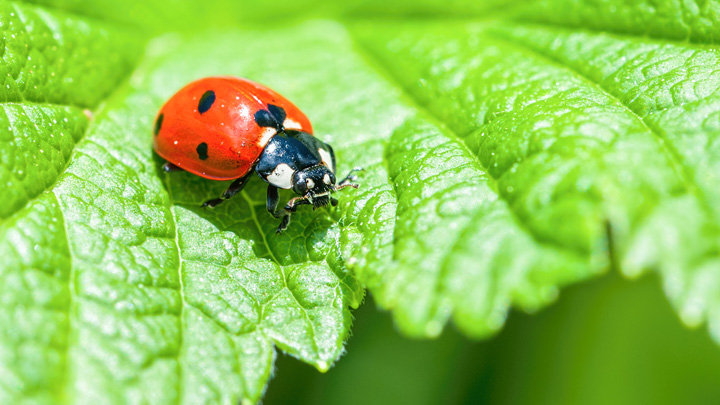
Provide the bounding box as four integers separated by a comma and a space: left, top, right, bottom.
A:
353, 20, 720, 341
516, 0, 720, 43
24, 0, 517, 33
2, 0, 720, 403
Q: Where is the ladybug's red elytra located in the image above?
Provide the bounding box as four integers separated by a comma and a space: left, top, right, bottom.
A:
153, 76, 361, 233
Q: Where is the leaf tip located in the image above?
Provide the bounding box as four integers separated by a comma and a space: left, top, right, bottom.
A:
425, 320, 443, 338
316, 360, 330, 372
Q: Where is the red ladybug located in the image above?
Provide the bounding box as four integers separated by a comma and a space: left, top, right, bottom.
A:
153, 76, 360, 233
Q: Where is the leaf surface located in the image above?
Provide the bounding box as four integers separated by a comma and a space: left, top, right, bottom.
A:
352, 20, 720, 339
3, 0, 720, 403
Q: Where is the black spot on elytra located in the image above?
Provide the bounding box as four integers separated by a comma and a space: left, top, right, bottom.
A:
254, 104, 286, 130
154, 113, 163, 136
198, 90, 215, 114
196, 142, 209, 160
268, 104, 286, 123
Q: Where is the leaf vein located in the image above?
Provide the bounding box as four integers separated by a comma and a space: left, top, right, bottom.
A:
163, 173, 186, 405
348, 27, 588, 256
0, 109, 89, 224
489, 33, 707, 209
53, 191, 76, 401
239, 191, 321, 357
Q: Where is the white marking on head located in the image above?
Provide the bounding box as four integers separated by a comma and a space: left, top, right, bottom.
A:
306, 179, 315, 189
323, 173, 331, 185
257, 127, 277, 147
267, 163, 295, 189
284, 118, 301, 130
318, 148, 333, 172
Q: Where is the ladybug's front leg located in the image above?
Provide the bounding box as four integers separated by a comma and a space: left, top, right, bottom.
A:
280, 197, 311, 233
267, 186, 311, 233
267, 186, 293, 233
266, 186, 284, 218
203, 172, 252, 208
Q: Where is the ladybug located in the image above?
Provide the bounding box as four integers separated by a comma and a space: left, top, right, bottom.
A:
153, 76, 360, 233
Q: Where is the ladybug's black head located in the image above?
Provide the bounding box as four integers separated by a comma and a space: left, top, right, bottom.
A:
292, 164, 336, 209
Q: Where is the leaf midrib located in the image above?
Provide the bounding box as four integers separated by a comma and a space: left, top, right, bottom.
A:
164, 172, 187, 405
55, 190, 76, 403
239, 191, 322, 360
41, 65, 142, 402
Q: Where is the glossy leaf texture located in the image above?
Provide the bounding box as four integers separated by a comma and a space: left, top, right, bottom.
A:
0, 4, 369, 404
352, 19, 720, 340
3, 0, 720, 403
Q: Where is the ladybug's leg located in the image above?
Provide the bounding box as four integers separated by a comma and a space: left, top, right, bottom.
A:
276, 215, 291, 234
267, 186, 312, 233
266, 185, 284, 218
267, 186, 293, 234
163, 162, 185, 172
277, 198, 311, 234
202, 172, 252, 208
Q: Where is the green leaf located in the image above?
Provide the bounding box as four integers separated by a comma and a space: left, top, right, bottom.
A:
0, 0, 142, 220
0, 1, 143, 402
1, 11, 370, 403
352, 19, 720, 339
23, 0, 515, 33
514, 0, 720, 43
4, 0, 720, 402
1, 104, 86, 219
377, 117, 594, 337
0, 1, 142, 106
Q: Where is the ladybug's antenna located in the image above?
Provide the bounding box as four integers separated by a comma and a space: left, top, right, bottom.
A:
335, 167, 363, 191
335, 183, 359, 191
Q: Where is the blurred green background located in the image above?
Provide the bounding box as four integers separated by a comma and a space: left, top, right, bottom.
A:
266, 274, 720, 404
